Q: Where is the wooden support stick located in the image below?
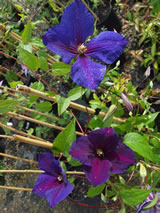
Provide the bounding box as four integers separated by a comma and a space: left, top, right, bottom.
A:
17, 85, 126, 123
12, 134, 52, 149
0, 186, 32, 191
0, 153, 37, 164
8, 112, 85, 136
0, 169, 85, 175
81, 0, 100, 21
0, 24, 58, 64
17, 105, 59, 121
0, 122, 49, 142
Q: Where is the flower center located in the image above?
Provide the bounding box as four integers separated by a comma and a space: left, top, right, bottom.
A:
77, 44, 87, 55
57, 175, 63, 182
96, 148, 104, 157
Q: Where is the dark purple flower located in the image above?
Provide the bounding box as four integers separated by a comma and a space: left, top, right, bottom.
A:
42, 0, 128, 90
32, 153, 74, 208
69, 127, 135, 187
136, 186, 160, 213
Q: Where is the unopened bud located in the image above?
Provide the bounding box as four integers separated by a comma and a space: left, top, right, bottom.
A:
145, 66, 151, 78
103, 104, 117, 122
121, 93, 133, 112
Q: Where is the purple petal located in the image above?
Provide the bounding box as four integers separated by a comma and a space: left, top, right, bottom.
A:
42, 25, 77, 64
46, 181, 74, 208
86, 31, 128, 64
38, 153, 63, 177
83, 158, 112, 187
111, 143, 136, 174
88, 127, 119, 154
60, 0, 94, 45
42, 0, 94, 64
33, 174, 74, 208
32, 173, 59, 197
71, 56, 106, 90
69, 136, 94, 166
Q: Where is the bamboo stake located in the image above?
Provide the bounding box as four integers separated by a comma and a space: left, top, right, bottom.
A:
0, 186, 32, 191
0, 153, 38, 164
17, 105, 59, 121
54, 0, 65, 8
12, 134, 52, 149
81, 0, 100, 21
0, 169, 85, 175
0, 135, 12, 139
0, 122, 49, 142
0, 24, 58, 64
0, 170, 44, 174
7, 112, 85, 136
17, 85, 126, 123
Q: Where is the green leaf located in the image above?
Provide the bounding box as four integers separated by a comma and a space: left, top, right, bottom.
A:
32, 82, 44, 92
29, 82, 44, 103
39, 56, 49, 71
150, 0, 160, 13
124, 133, 154, 161
120, 188, 152, 206
56, 96, 70, 116
9, 81, 23, 89
151, 41, 156, 58
0, 100, 17, 113
68, 87, 86, 101
22, 21, 32, 43
67, 155, 81, 166
87, 184, 106, 197
19, 48, 40, 71
52, 62, 71, 76
35, 102, 52, 113
5, 70, 18, 83
52, 119, 76, 155
144, 193, 160, 209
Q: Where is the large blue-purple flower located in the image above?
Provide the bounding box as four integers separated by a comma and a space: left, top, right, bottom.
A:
32, 153, 74, 208
42, 0, 128, 90
136, 186, 160, 213
69, 127, 135, 187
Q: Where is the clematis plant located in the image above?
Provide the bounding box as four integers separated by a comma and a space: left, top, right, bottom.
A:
43, 0, 128, 90
69, 127, 135, 187
32, 153, 74, 208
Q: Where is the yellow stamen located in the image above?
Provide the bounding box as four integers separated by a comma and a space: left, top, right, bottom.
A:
77, 44, 87, 55
57, 175, 63, 182
96, 148, 104, 157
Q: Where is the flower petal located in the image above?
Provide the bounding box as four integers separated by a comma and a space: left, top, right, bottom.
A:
42, 0, 94, 64
83, 158, 112, 187
32, 173, 59, 197
111, 143, 136, 174
60, 0, 94, 45
86, 31, 128, 64
46, 181, 74, 208
88, 127, 119, 153
71, 56, 106, 90
42, 25, 77, 64
38, 153, 62, 177
33, 173, 73, 208
69, 136, 94, 166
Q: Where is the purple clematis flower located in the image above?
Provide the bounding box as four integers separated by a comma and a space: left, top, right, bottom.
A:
42, 0, 128, 90
136, 186, 160, 213
32, 153, 74, 208
69, 127, 135, 187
